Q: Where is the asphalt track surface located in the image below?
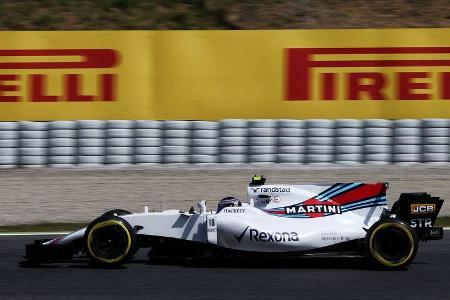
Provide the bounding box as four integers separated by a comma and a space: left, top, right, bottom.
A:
0, 234, 449, 300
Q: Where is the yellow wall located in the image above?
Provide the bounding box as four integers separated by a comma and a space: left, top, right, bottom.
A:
0, 29, 449, 120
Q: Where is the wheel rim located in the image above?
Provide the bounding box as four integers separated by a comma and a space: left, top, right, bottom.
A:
87, 220, 132, 263
370, 223, 414, 267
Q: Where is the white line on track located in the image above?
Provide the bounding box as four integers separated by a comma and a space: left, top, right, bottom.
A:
1, 228, 450, 236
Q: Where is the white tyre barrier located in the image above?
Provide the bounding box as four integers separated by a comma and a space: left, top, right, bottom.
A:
365, 119, 392, 128
20, 121, 47, 131
77, 156, 104, 165
306, 137, 334, 146
335, 119, 363, 128
249, 120, 278, 128
394, 144, 421, 154
134, 155, 161, 164
394, 153, 421, 163
0, 131, 18, 139
78, 138, 104, 147
335, 153, 362, 161
163, 155, 190, 164
364, 153, 392, 162
306, 128, 334, 137
163, 130, 190, 139
335, 136, 364, 146
394, 119, 422, 128
221, 119, 248, 128
364, 136, 392, 145
249, 154, 277, 163
49, 130, 77, 139
106, 147, 133, 156
0, 156, 17, 165
49, 156, 76, 165
335, 128, 363, 137
423, 136, 448, 145
20, 130, 47, 139
364, 144, 391, 154
163, 120, 192, 130
191, 147, 218, 155
365, 127, 393, 137
423, 144, 449, 153
278, 136, 305, 146
106, 138, 133, 147
278, 145, 306, 154
306, 154, 334, 163
335, 146, 363, 154
220, 128, 247, 137
164, 138, 190, 147
191, 155, 218, 164
20, 139, 47, 148
0, 139, 18, 148
135, 138, 162, 147
307, 119, 335, 128
49, 121, 77, 130
105, 155, 133, 164
20, 156, 46, 165
0, 122, 18, 130
49, 147, 76, 156
106, 120, 134, 129
191, 121, 219, 130
219, 137, 247, 146
192, 139, 219, 147
248, 127, 277, 137
78, 120, 105, 129
394, 127, 421, 137
307, 145, 334, 155
20, 148, 47, 156
278, 128, 306, 137
220, 146, 247, 154
277, 120, 305, 128
162, 146, 190, 155
106, 128, 133, 138
248, 136, 277, 146
191, 130, 219, 139
393, 136, 421, 145
423, 153, 449, 162
277, 153, 304, 163
135, 120, 162, 129
135, 129, 161, 138
422, 119, 449, 128
248, 145, 277, 155
422, 127, 449, 137
135, 147, 161, 155
78, 129, 105, 139
0, 148, 16, 156
219, 154, 247, 163
78, 147, 104, 156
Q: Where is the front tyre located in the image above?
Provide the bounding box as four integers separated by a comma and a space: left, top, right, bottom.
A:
366, 219, 418, 269
84, 216, 136, 267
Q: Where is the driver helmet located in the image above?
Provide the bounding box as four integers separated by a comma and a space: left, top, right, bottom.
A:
217, 196, 242, 212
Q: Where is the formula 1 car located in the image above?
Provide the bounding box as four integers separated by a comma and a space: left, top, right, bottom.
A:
25, 176, 444, 269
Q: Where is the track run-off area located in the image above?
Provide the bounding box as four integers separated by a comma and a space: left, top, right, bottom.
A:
0, 233, 449, 300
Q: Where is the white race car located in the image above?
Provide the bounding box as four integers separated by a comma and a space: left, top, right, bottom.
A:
25, 176, 444, 269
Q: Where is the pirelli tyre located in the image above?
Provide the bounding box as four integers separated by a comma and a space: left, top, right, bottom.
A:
365, 219, 418, 269
84, 216, 136, 267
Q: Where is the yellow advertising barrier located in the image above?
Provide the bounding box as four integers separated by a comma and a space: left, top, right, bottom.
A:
0, 29, 449, 120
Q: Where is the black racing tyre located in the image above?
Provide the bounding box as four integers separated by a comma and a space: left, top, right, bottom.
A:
100, 209, 131, 218
84, 216, 136, 267
365, 219, 418, 269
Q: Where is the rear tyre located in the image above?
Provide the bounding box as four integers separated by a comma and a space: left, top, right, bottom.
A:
84, 216, 136, 267
366, 219, 418, 269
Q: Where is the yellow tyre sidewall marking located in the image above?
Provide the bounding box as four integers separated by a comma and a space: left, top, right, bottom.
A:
369, 223, 415, 267
87, 220, 132, 264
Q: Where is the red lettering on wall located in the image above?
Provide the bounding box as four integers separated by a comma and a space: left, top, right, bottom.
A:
100, 74, 115, 101
66, 74, 94, 101
442, 73, 450, 99
398, 72, 431, 100
0, 75, 19, 102
348, 72, 386, 100
29, 74, 59, 102
322, 73, 336, 100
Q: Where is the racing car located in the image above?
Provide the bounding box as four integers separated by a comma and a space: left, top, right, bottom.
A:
25, 176, 444, 269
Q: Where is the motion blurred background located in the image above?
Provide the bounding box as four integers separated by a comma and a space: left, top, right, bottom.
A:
0, 0, 449, 227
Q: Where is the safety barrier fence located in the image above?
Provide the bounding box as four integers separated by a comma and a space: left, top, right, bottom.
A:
0, 119, 448, 167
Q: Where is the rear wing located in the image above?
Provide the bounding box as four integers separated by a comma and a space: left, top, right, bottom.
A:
391, 193, 444, 241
